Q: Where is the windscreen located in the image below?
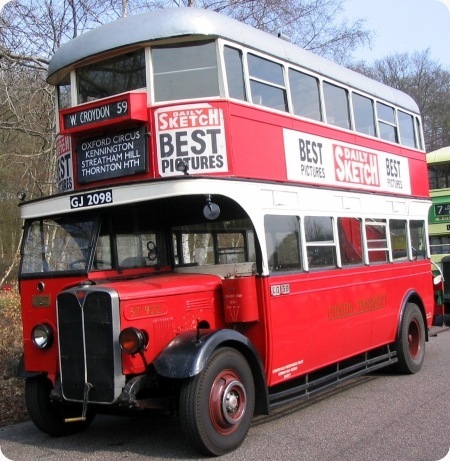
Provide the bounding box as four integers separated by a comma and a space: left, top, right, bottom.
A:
20, 216, 96, 274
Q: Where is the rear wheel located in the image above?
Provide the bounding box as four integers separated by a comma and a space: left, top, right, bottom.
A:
393, 302, 425, 374
179, 347, 255, 456
25, 376, 95, 436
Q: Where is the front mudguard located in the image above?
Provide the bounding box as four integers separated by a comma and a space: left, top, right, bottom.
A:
16, 354, 42, 379
153, 329, 256, 378
153, 328, 269, 414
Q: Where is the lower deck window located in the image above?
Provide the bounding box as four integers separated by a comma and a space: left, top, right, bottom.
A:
264, 215, 301, 272
409, 220, 427, 260
390, 219, 408, 260
305, 216, 337, 269
365, 219, 388, 263
172, 219, 255, 267
338, 217, 363, 265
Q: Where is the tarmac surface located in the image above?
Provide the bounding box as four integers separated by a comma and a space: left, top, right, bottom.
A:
1, 330, 449, 461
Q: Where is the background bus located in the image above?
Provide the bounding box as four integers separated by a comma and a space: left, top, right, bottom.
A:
427, 145, 450, 323
17, 7, 437, 456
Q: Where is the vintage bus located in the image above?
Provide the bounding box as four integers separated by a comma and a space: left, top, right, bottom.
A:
427, 146, 450, 321
17, 7, 436, 456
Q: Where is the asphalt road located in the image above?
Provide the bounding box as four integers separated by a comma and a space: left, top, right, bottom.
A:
1, 330, 450, 461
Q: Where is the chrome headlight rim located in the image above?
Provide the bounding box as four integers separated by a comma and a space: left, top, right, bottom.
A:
31, 323, 54, 349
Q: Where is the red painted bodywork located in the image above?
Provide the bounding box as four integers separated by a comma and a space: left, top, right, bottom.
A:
20, 93, 434, 391
56, 94, 430, 199
20, 259, 435, 388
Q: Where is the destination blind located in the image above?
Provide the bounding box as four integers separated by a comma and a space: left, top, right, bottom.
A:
63, 99, 129, 129
76, 126, 147, 184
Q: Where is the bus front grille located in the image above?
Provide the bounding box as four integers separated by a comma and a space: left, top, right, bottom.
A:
57, 288, 124, 404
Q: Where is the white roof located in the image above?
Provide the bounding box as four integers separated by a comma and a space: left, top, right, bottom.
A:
47, 7, 419, 113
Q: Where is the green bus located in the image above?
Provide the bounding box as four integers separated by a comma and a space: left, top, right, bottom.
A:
428, 146, 450, 324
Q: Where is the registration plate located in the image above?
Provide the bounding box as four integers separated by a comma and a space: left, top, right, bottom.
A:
70, 190, 113, 209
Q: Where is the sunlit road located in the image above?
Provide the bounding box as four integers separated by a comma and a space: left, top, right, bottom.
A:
1, 330, 450, 461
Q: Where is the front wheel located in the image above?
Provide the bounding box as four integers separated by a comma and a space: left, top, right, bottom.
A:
179, 347, 255, 456
393, 302, 426, 374
25, 376, 95, 436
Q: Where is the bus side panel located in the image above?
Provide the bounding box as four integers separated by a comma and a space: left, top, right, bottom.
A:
264, 263, 433, 388
369, 261, 434, 345
226, 102, 430, 200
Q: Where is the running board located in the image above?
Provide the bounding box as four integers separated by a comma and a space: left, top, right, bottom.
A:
268, 345, 397, 410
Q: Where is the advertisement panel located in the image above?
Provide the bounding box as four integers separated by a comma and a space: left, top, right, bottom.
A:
155, 104, 228, 177
56, 134, 74, 193
283, 129, 411, 195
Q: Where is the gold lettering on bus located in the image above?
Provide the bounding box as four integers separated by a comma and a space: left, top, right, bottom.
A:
328, 294, 386, 320
124, 303, 167, 320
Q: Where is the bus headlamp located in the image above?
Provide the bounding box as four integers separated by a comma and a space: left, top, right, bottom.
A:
31, 324, 54, 349
119, 327, 147, 355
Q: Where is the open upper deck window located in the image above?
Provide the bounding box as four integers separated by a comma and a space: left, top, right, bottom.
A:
248, 53, 288, 112
377, 102, 398, 143
77, 49, 146, 103
153, 41, 220, 102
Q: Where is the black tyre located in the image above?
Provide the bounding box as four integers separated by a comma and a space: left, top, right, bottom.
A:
179, 347, 255, 456
25, 376, 95, 436
393, 302, 425, 374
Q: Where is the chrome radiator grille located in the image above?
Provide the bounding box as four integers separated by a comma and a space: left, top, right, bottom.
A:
57, 288, 124, 404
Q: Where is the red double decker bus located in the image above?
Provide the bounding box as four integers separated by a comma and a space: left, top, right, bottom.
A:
18, 7, 436, 456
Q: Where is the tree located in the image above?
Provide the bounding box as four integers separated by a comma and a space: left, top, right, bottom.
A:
0, 0, 372, 283
352, 50, 450, 152
147, 0, 371, 62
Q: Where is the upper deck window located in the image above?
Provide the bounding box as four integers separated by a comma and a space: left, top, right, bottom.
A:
77, 50, 146, 104
352, 93, 376, 136
428, 163, 450, 189
57, 74, 71, 110
248, 54, 288, 112
377, 102, 398, 143
415, 118, 424, 150
223, 46, 247, 101
323, 82, 351, 130
289, 69, 322, 121
398, 110, 416, 148
153, 41, 219, 102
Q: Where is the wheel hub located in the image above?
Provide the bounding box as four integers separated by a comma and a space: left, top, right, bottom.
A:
223, 381, 245, 423
209, 371, 247, 434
